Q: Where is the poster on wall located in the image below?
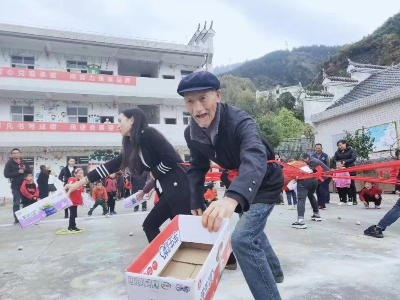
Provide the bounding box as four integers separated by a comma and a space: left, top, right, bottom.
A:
367, 122, 398, 152
35, 113, 44, 122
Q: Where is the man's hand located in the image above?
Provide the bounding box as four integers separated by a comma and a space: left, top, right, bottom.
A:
396, 190, 400, 196
136, 190, 144, 200
202, 196, 238, 232
191, 208, 203, 216
18, 168, 24, 174
375, 194, 380, 199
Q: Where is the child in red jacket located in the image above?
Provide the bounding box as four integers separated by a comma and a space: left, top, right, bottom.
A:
20, 172, 39, 208
105, 173, 118, 215
360, 182, 382, 209
66, 168, 85, 231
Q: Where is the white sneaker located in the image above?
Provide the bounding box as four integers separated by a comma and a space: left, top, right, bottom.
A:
337, 202, 343, 206
348, 202, 353, 206
105, 213, 110, 218
87, 216, 91, 220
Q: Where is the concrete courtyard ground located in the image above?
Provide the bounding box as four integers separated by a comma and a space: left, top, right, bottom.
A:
1, 192, 400, 300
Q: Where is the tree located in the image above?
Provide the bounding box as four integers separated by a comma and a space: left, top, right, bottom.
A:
258, 93, 279, 115
292, 99, 305, 122
344, 127, 375, 160
235, 89, 258, 116
219, 75, 257, 107
303, 123, 315, 139
256, 113, 282, 148
277, 92, 296, 110
274, 108, 306, 139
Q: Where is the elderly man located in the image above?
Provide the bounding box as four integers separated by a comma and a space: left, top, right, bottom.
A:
179, 71, 284, 300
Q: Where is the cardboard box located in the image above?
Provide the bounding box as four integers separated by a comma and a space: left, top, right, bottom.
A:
126, 215, 232, 300
16, 191, 72, 228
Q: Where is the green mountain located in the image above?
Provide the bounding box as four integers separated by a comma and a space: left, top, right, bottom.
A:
224, 45, 341, 90
214, 62, 244, 75
319, 11, 400, 79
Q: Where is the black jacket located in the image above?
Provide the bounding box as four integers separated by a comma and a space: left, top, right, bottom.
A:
58, 166, 77, 185
334, 146, 357, 168
3, 159, 31, 190
87, 127, 190, 215
37, 172, 49, 199
307, 158, 331, 182
131, 172, 149, 193
185, 103, 284, 212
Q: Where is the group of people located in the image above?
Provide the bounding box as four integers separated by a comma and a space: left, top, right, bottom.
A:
4, 71, 400, 300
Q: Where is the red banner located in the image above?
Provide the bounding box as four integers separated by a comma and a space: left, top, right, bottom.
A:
0, 67, 136, 86
0, 121, 119, 133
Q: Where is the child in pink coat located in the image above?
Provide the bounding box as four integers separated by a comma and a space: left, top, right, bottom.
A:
332, 162, 352, 206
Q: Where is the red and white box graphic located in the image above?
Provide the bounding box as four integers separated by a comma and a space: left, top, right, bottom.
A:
125, 215, 232, 300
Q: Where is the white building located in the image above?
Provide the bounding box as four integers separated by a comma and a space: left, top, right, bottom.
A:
304, 61, 391, 125
256, 83, 305, 102
0, 22, 215, 197
311, 63, 400, 156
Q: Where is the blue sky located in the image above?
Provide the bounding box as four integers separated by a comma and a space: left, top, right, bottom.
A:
0, 0, 399, 66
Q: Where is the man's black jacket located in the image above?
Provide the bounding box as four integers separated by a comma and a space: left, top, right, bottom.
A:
4, 159, 31, 190
185, 103, 284, 213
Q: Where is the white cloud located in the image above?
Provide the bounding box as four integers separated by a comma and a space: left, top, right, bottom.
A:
0, 0, 399, 66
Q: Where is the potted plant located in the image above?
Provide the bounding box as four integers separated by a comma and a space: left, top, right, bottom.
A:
41, 203, 56, 217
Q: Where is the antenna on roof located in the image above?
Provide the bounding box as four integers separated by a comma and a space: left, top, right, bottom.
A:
210, 21, 213, 29
204, 21, 207, 29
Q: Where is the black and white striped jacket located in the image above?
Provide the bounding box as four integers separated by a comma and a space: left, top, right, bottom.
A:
87, 127, 179, 188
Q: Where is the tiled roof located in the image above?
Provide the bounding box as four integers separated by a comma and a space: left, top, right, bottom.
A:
327, 64, 400, 109
326, 76, 358, 83
306, 91, 334, 98
348, 59, 389, 70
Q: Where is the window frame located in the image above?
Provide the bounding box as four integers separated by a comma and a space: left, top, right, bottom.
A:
67, 107, 88, 123
11, 56, 35, 69
10, 105, 34, 121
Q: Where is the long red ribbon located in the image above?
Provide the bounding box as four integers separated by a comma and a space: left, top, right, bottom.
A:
183, 160, 400, 185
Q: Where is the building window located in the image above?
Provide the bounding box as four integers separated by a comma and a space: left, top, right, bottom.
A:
163, 75, 175, 80
183, 112, 191, 125
181, 70, 193, 78
100, 70, 113, 75
67, 107, 88, 123
11, 106, 34, 121
67, 61, 88, 73
11, 56, 35, 69
184, 154, 191, 162
165, 118, 177, 125
138, 105, 160, 124
100, 116, 114, 123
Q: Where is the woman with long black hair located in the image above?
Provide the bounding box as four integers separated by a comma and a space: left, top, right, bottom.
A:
65, 108, 191, 242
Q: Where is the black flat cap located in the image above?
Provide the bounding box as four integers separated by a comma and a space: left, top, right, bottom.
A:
177, 71, 220, 96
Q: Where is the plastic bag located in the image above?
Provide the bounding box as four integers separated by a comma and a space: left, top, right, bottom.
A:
82, 193, 95, 208
123, 192, 141, 209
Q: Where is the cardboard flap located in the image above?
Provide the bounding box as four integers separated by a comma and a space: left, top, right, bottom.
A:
172, 248, 209, 265
178, 215, 229, 244
160, 261, 197, 280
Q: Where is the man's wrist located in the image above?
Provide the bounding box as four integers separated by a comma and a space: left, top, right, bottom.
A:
223, 196, 239, 209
